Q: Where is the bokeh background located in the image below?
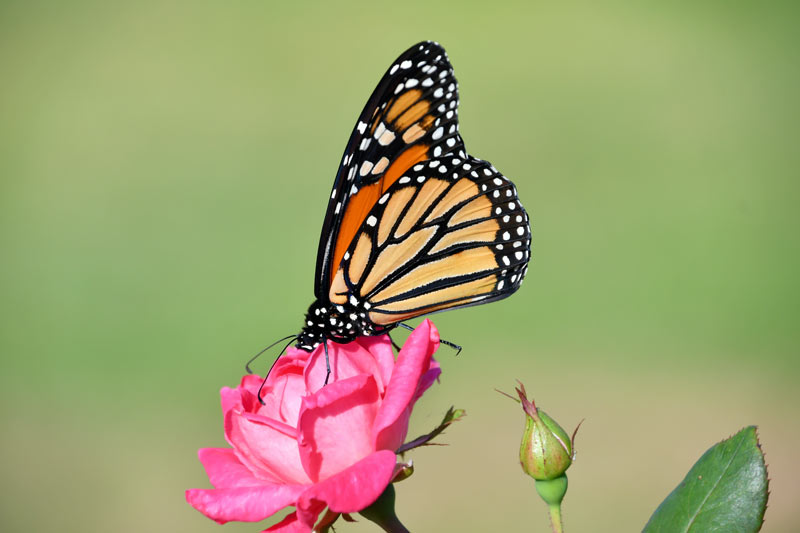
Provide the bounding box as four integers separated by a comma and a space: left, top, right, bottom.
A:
1, 1, 798, 531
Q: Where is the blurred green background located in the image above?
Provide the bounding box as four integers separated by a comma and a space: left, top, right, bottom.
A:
1, 1, 798, 531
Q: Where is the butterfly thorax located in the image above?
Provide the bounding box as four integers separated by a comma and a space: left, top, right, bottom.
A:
296, 299, 393, 351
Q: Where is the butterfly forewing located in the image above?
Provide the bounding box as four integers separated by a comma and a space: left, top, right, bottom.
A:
315, 41, 465, 299
331, 154, 531, 325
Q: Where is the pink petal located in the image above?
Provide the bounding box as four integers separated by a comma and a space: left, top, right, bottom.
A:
221, 384, 245, 417
293, 499, 327, 531
259, 370, 307, 424
239, 373, 267, 394
297, 374, 380, 482
226, 410, 311, 484
355, 334, 396, 391
263, 511, 311, 533
197, 448, 262, 489
413, 361, 441, 405
303, 340, 386, 395
276, 345, 314, 372
185, 483, 306, 524
224, 375, 271, 417
372, 320, 440, 451
295, 449, 397, 525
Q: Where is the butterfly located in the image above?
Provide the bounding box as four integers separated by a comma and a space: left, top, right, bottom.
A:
293, 41, 532, 353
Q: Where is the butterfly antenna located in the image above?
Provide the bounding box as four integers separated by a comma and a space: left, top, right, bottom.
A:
398, 322, 462, 356
245, 334, 297, 374
256, 336, 297, 405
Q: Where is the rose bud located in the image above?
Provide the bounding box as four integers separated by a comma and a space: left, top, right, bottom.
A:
513, 381, 582, 530
517, 386, 573, 482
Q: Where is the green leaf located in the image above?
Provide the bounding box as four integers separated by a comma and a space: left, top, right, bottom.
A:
644, 426, 768, 533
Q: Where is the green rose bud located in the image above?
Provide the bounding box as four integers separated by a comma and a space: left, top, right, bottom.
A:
510, 382, 580, 533
518, 390, 573, 481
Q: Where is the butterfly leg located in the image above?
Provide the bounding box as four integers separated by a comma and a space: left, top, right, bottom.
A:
323, 338, 332, 385
246, 334, 298, 374
255, 336, 297, 405
398, 323, 462, 356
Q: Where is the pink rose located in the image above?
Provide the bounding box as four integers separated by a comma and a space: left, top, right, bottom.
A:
186, 320, 441, 532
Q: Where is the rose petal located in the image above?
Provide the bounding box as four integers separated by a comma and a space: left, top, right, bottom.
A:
297, 374, 380, 482
221, 384, 245, 417
186, 483, 306, 524
263, 511, 310, 533
226, 410, 310, 484
372, 320, 440, 451
240, 374, 271, 403
303, 340, 386, 395
224, 374, 272, 417
355, 334, 396, 391
413, 360, 441, 405
197, 448, 263, 489
259, 370, 307, 424
295, 449, 397, 526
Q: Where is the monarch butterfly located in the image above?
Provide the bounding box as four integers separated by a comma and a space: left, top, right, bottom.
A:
292, 41, 531, 354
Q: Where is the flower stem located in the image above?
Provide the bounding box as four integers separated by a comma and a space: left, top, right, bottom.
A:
548, 503, 564, 533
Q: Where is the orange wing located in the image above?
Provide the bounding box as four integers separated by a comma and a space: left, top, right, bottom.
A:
330, 155, 531, 323
314, 41, 465, 299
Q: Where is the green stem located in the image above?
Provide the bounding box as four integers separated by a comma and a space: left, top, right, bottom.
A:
548, 503, 564, 533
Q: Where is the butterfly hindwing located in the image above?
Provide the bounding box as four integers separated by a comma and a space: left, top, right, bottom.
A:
315, 41, 465, 299
329, 154, 531, 325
